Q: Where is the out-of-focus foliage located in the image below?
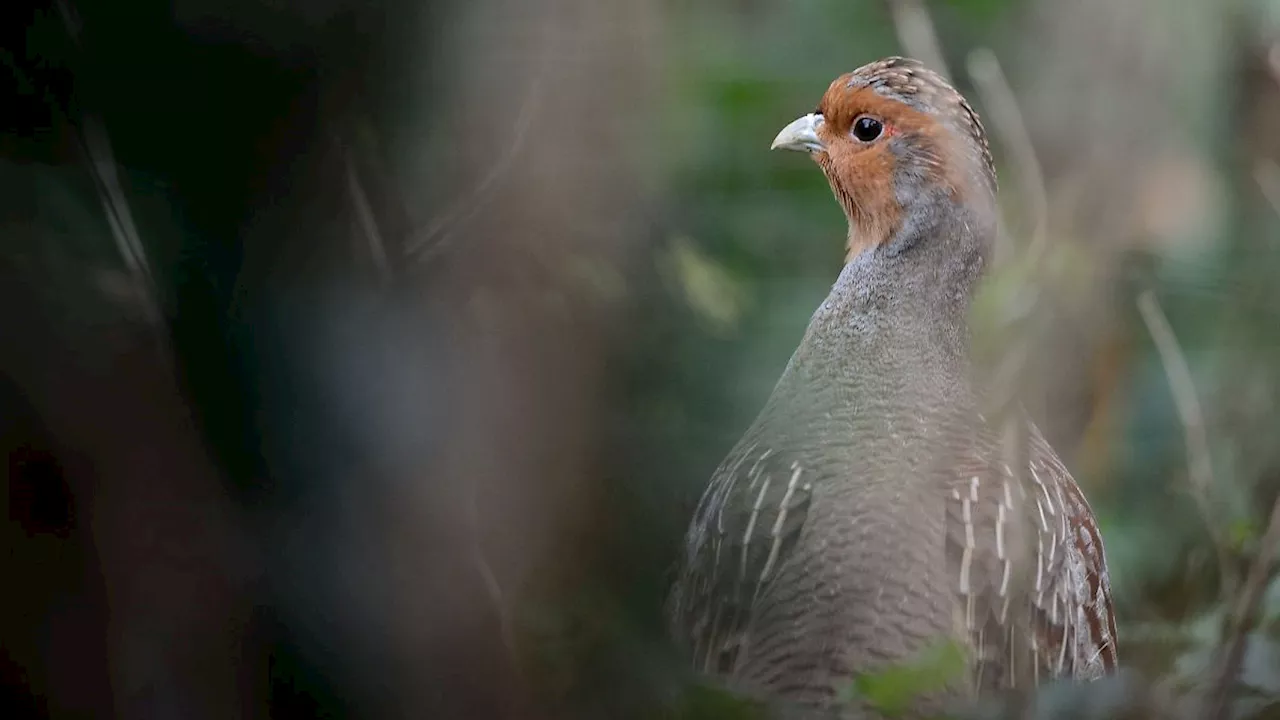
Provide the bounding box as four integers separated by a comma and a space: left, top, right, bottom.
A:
840, 640, 968, 716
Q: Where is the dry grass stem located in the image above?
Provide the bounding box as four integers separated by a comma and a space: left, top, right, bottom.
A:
79, 111, 164, 334
341, 144, 393, 284
887, 0, 952, 82
56, 0, 164, 329
966, 48, 1049, 264
466, 482, 519, 674
1136, 290, 1231, 596
1255, 160, 1280, 220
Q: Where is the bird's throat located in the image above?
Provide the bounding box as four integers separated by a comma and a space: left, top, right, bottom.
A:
787, 224, 985, 404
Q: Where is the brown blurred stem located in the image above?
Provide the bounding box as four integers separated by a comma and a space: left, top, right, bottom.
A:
1205, 497, 1280, 720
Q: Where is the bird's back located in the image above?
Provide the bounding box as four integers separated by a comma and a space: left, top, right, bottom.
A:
668, 385, 1117, 717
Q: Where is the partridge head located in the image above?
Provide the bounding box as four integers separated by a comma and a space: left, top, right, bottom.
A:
772, 56, 998, 264
668, 57, 1116, 718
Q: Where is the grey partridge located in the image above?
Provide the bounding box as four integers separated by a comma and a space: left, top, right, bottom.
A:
667, 57, 1118, 717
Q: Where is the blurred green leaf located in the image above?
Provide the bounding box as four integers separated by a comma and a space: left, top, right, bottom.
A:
841, 639, 967, 717
676, 682, 770, 720
1230, 517, 1262, 553
665, 235, 748, 335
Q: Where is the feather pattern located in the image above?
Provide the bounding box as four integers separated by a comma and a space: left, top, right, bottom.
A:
668, 414, 1117, 702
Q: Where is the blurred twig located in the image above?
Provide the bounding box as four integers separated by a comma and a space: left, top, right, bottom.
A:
466, 479, 519, 675
1267, 42, 1280, 88
1204, 497, 1280, 720
79, 118, 162, 323
1136, 290, 1232, 597
886, 0, 951, 81
405, 70, 546, 266
56, 0, 165, 332
966, 49, 1049, 265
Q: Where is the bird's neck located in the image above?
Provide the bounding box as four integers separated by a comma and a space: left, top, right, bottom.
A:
781, 213, 989, 413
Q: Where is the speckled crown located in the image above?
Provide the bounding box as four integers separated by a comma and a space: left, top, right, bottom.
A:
848, 56, 997, 195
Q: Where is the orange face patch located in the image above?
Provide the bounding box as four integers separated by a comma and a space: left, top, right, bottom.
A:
810, 77, 968, 260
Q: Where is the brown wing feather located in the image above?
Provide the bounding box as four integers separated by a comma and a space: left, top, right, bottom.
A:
946, 423, 1118, 692
1026, 427, 1119, 681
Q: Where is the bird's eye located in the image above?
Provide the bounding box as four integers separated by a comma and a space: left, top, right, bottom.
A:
851, 116, 883, 142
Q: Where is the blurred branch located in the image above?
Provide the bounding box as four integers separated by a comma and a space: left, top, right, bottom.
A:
1205, 497, 1280, 720
1136, 290, 1232, 596
886, 0, 951, 81
966, 49, 1049, 264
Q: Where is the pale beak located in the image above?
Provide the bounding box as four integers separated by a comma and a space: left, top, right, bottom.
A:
770, 113, 825, 153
